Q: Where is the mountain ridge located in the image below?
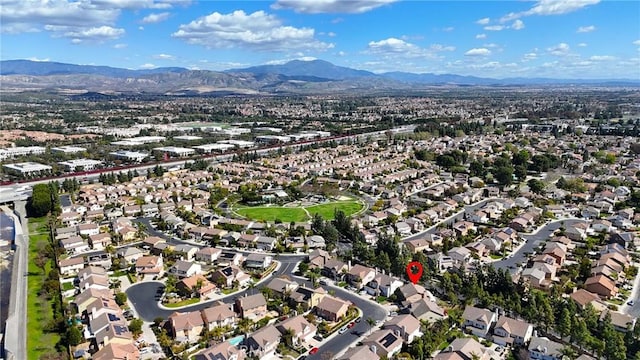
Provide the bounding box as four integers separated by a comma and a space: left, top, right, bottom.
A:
1, 59, 638, 94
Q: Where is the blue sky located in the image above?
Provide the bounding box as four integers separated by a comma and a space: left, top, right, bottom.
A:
1, 0, 639, 79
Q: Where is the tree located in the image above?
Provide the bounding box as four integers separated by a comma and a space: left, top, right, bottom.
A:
494, 166, 514, 186
27, 183, 53, 217
527, 179, 546, 195
282, 327, 295, 347
66, 325, 83, 346
115, 292, 128, 306
238, 317, 254, 342
129, 318, 143, 338
557, 307, 572, 338
366, 317, 376, 335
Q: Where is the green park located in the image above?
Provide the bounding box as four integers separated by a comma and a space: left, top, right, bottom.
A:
234, 199, 365, 223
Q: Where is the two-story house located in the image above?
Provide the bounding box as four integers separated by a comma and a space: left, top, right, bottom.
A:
462, 306, 497, 338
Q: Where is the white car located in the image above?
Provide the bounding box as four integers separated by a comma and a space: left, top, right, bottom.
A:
627, 300, 635, 306
338, 326, 349, 334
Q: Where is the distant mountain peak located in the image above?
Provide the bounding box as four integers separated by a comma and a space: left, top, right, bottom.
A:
226, 59, 377, 80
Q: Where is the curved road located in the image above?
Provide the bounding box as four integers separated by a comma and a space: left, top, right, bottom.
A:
126, 220, 388, 360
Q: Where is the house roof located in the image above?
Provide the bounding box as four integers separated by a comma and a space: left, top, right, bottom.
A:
277, 315, 317, 335
384, 314, 421, 335
495, 316, 532, 338
247, 324, 281, 349
93, 342, 139, 360
201, 303, 236, 324
528, 336, 563, 357
194, 340, 245, 360
316, 295, 350, 314
237, 293, 267, 310
570, 289, 600, 307
585, 274, 617, 292
169, 310, 204, 331
337, 345, 380, 360
462, 306, 494, 325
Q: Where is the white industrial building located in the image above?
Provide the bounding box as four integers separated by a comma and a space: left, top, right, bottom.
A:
111, 136, 166, 146
58, 159, 103, 171
3, 162, 52, 176
192, 143, 235, 153
0, 146, 46, 160
255, 135, 291, 144
219, 140, 255, 149
51, 145, 87, 154
174, 135, 203, 142
152, 146, 196, 157
110, 150, 148, 162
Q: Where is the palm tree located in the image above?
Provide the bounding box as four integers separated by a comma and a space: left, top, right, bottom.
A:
211, 326, 225, 342
282, 328, 296, 347
238, 317, 254, 343
366, 317, 376, 335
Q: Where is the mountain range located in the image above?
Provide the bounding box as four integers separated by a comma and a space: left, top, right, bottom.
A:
1, 59, 638, 95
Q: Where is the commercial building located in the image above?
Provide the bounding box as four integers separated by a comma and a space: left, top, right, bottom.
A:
51, 146, 87, 154
59, 159, 103, 171
0, 146, 46, 160
152, 146, 196, 157
3, 162, 52, 176
109, 150, 148, 163
193, 143, 235, 154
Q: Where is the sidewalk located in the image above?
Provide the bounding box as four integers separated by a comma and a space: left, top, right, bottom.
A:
619, 260, 640, 314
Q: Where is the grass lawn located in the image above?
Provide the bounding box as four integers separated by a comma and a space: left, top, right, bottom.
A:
235, 200, 364, 222
164, 298, 200, 308
27, 217, 61, 360
306, 201, 364, 220
235, 206, 308, 222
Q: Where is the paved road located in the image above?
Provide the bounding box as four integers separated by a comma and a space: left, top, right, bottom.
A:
126, 219, 388, 359
2, 201, 28, 360
494, 219, 585, 273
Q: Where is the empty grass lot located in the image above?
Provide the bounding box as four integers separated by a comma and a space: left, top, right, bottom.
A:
27, 217, 60, 360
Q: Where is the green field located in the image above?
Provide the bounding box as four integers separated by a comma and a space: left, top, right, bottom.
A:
306, 201, 364, 220
235, 207, 308, 222
27, 217, 61, 360
235, 200, 364, 222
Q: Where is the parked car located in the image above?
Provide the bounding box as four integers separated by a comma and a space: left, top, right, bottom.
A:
347, 322, 355, 328
338, 326, 349, 334
310, 348, 319, 355
319, 279, 327, 285
313, 334, 324, 342
627, 300, 635, 306
355, 316, 362, 323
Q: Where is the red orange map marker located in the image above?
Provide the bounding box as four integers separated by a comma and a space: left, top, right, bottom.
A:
406, 261, 423, 284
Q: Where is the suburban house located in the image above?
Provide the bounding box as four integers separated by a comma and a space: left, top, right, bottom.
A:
365, 273, 403, 298
93, 342, 139, 360
265, 277, 299, 298
322, 259, 348, 280
194, 340, 245, 360
60, 236, 90, 255
244, 253, 273, 269
290, 286, 327, 311
169, 260, 202, 278
315, 295, 350, 322
201, 303, 237, 331
116, 247, 144, 264
89, 233, 111, 250
492, 316, 534, 346
462, 306, 497, 338
246, 324, 281, 359
405, 298, 447, 323
177, 274, 217, 299
435, 337, 491, 360
195, 247, 222, 264
528, 336, 564, 360
337, 345, 380, 360
134, 255, 163, 276
276, 315, 317, 345
584, 274, 618, 298
362, 329, 404, 359
211, 265, 251, 288
168, 311, 205, 343
347, 264, 377, 289
235, 293, 268, 321
383, 314, 422, 343
59, 257, 85, 275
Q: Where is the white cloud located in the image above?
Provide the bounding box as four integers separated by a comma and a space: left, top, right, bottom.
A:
577, 25, 595, 33
0, 0, 120, 33
27, 57, 50, 62
500, 0, 600, 22
142, 12, 170, 24
523, 52, 538, 61
271, 0, 396, 14
153, 53, 175, 60
465, 48, 491, 56
511, 19, 525, 30
60, 25, 125, 42
484, 25, 505, 31
139, 63, 157, 69
367, 37, 454, 59
578, 42, 588, 47
547, 42, 570, 56
633, 40, 640, 46
90, 0, 190, 10
327, 31, 336, 37
172, 10, 332, 51
442, 26, 454, 32
338, 51, 346, 56
113, 43, 128, 49
476, 17, 490, 25
476, 33, 486, 39
590, 55, 615, 61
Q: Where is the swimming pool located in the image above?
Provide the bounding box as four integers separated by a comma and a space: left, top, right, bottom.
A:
228, 335, 244, 346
